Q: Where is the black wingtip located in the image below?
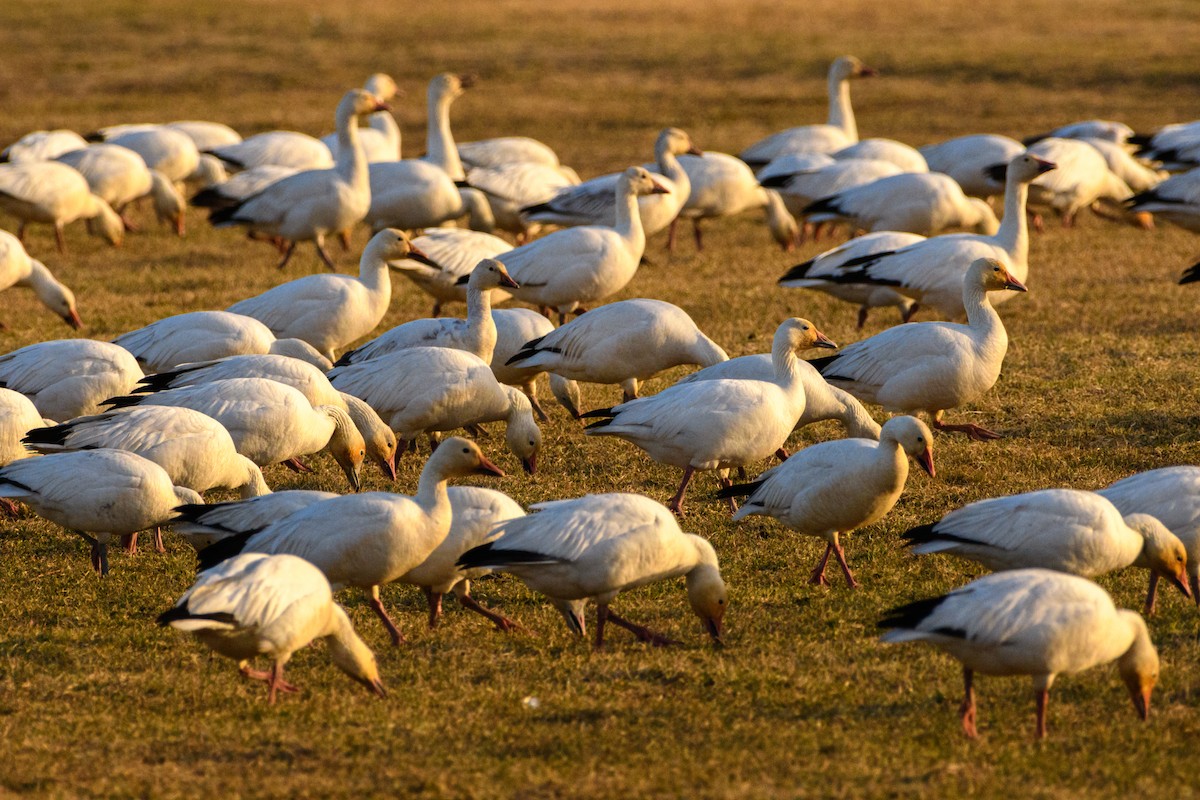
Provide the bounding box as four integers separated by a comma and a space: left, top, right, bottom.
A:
877, 593, 952, 631
520, 201, 553, 216
758, 173, 790, 189
190, 187, 232, 209
802, 196, 840, 216
195, 531, 253, 573
83, 130, 106, 143
21, 421, 77, 448
807, 353, 840, 373
332, 347, 359, 367
207, 203, 242, 227
1181, 263, 1200, 285
899, 522, 939, 545
156, 605, 237, 627
457, 542, 564, 570
454, 179, 471, 188
715, 480, 762, 500
579, 406, 616, 419
778, 258, 817, 283
983, 163, 1007, 183
100, 394, 145, 410
1127, 132, 1154, 148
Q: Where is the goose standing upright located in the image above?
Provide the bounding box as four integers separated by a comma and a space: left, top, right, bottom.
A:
0, 161, 124, 253
322, 73, 402, 163
0, 339, 143, 421
0, 230, 82, 329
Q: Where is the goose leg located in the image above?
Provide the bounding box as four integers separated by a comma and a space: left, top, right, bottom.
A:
856, 305, 870, 329
692, 219, 704, 252
424, 587, 443, 629
809, 543, 833, 586
79, 531, 109, 576
431, 301, 442, 317
314, 235, 336, 271
717, 473, 738, 513
667, 219, 678, 253
829, 537, 859, 589
1, 498, 20, 517
368, 585, 405, 646
337, 229, 352, 251
239, 662, 272, 682
281, 456, 313, 473
901, 303, 921, 323
605, 609, 681, 647
594, 603, 609, 650
458, 592, 524, 633
621, 378, 639, 402
122, 533, 138, 555
267, 660, 300, 704
55, 222, 67, 254
1034, 688, 1050, 739
666, 466, 697, 515
153, 526, 165, 554
276, 241, 297, 270
932, 411, 1002, 442
17, 222, 27, 242
960, 667, 978, 739
528, 393, 549, 423
1143, 572, 1160, 616
775, 447, 790, 461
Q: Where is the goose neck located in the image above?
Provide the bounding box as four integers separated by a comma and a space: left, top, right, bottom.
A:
335, 107, 368, 190
994, 177, 1029, 259
614, 177, 645, 245
828, 74, 857, 141
426, 89, 464, 181
465, 286, 497, 362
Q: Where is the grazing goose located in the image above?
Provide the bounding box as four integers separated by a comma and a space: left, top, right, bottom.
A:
879, 570, 1158, 739
23, 406, 270, 499
832, 139, 928, 172
465, 161, 580, 242
740, 55, 878, 166
159, 553, 385, 703
387, 227, 513, 317
502, 166, 668, 323
584, 318, 837, 513
322, 73, 402, 163
778, 231, 923, 327
1024, 119, 1134, 146
0, 230, 82, 329
672, 152, 799, 251
904, 489, 1191, 612
101, 127, 200, 186
458, 493, 727, 648
804, 172, 999, 236
759, 157, 903, 231
1132, 121, 1200, 171
489, 308, 584, 421
1021, 138, 1136, 227
458, 136, 562, 170
113, 310, 332, 373
1, 387, 45, 467
1099, 466, 1200, 612
724, 416, 933, 588
174, 490, 338, 551
55, 144, 186, 235
2, 129, 89, 163
88, 121, 243, 158
801, 154, 1052, 320
205, 129, 333, 172
0, 161, 124, 253
103, 378, 366, 491
522, 128, 702, 240
0, 339, 143, 421
506, 298, 728, 402
918, 134, 1025, 200
226, 229, 431, 361
209, 89, 387, 270
1080, 137, 1166, 194
809, 258, 1025, 440
328, 347, 542, 474
0, 449, 201, 574
1127, 167, 1200, 238
195, 437, 504, 646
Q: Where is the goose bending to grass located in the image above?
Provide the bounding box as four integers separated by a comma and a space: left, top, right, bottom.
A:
56, 144, 186, 236
195, 438, 504, 646
1099, 466, 1200, 613
673, 152, 799, 251
388, 227, 513, 317
209, 90, 388, 270
918, 134, 1025, 200
804, 172, 999, 236
721, 416, 933, 588
879, 570, 1158, 740
101, 127, 200, 186
0, 230, 82, 329
583, 318, 837, 513
506, 299, 728, 403
458, 493, 726, 648
173, 491, 338, 551
0, 339, 142, 421
833, 139, 927, 172
759, 157, 903, 235
114, 310, 331, 373
1021, 138, 1138, 228
466, 161, 580, 242
159, 553, 385, 703
740, 56, 878, 167
1081, 138, 1166, 194
205, 129, 332, 172
2, 129, 89, 163
0, 161, 124, 253
1127, 168, 1200, 239
103, 378, 365, 491
1, 387, 45, 467
809, 258, 1025, 441
24, 406, 270, 499
1024, 119, 1134, 146
904, 489, 1191, 614
0, 449, 201, 574
322, 73, 402, 163
226, 229, 431, 361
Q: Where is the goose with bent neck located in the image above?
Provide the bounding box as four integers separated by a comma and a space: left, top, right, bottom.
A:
0, 230, 81, 328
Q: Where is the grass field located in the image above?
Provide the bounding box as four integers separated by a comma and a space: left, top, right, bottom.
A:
3, 1, 1200, 797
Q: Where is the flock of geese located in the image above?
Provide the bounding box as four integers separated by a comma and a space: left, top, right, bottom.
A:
2, 55, 1200, 741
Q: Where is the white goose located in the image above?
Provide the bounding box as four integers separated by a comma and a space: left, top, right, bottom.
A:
505, 298, 728, 402
489, 308, 584, 421
2, 129, 89, 163
879, 570, 1158, 739
0, 339, 143, 421
194, 437, 504, 646
740, 55, 878, 166
113, 310, 332, 373
55, 144, 186, 235
672, 152, 799, 251
583, 318, 837, 513
833, 139, 928, 172
173, 490, 338, 551
1128, 168, 1200, 244
159, 553, 385, 703
465, 161, 580, 242
0, 230, 82, 329
905, 490, 1191, 606
89, 121, 243, 154
205, 129, 333, 172
1132, 121, 1200, 171
101, 127, 200, 186
457, 492, 727, 648
103, 377, 366, 491
226, 229, 431, 361
502, 166, 668, 323
809, 258, 1025, 440
209, 89, 387, 270
758, 157, 903, 225
190, 164, 299, 215
23, 406, 270, 499
917, 134, 1025, 199
0, 387, 45, 467
724, 416, 934, 588
804, 172, 999, 236
387, 227, 513, 317
1080, 137, 1165, 194
1024, 119, 1134, 146
0, 449, 201, 574
322, 73, 402, 163
1022, 138, 1136, 227
458, 136, 562, 170
0, 161, 124, 253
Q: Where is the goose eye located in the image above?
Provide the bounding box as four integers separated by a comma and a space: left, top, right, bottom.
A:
461, 447, 470, 454
717, 599, 725, 605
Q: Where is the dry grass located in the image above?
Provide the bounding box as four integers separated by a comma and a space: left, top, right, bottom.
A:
3, 1, 1200, 797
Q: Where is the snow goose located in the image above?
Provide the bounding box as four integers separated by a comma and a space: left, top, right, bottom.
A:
0, 161, 124, 253
1099, 466, 1200, 612
466, 161, 580, 242
205, 129, 333, 172
0, 339, 143, 421
159, 553, 385, 703
195, 437, 504, 646
583, 318, 837, 513
740, 55, 878, 166
101, 127, 200, 186
1024, 119, 1134, 147
0, 230, 82, 329
103, 377, 366, 491
721, 416, 933, 588
419, 73, 476, 181
226, 229, 431, 361
322, 73, 402, 163
505, 298, 728, 403
904, 489, 1191, 611
88, 122, 243, 154
23, 406, 270, 499
458, 136, 562, 170
55, 144, 186, 235
458, 493, 726, 647
173, 490, 338, 551
333, 257, 518, 367
0, 387, 45, 467
113, 310, 332, 373
2, 129, 89, 163
805, 172, 999, 237
1132, 121, 1200, 171
758, 157, 903, 233
490, 309, 584, 421
328, 347, 541, 474
917, 134, 1025, 200
1080, 137, 1166, 194
803, 154, 1052, 320
387, 227, 513, 317
1127, 168, 1200, 239
809, 258, 1025, 440
672, 152, 799, 251
0, 449, 201, 574
833, 139, 927, 172
190, 164, 298, 212
879, 569, 1158, 739
522, 128, 702, 240
1019, 138, 1136, 227
502, 166, 668, 323
778, 231, 923, 327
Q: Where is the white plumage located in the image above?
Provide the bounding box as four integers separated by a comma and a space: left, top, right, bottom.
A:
321, 73, 401, 163
918, 134, 1025, 199
206, 131, 333, 172
466, 161, 580, 241
173, 490, 338, 551
2, 129, 89, 163
0, 387, 45, 466
672, 152, 799, 252
0, 161, 124, 253
0, 339, 143, 421
805, 172, 999, 236
0, 230, 81, 329
1127, 167, 1200, 234
55, 144, 186, 235
1023, 137, 1135, 226
759, 157, 903, 221
101, 127, 200, 185
387, 227, 514, 317
458, 136, 562, 170
833, 139, 928, 172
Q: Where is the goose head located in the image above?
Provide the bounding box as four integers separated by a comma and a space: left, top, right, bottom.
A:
341, 393, 398, 482
337, 89, 391, 128
881, 416, 935, 477
986, 153, 1057, 185
364, 73, 400, 103
327, 606, 387, 698
366, 228, 438, 268
1117, 612, 1158, 722
830, 55, 878, 81
776, 317, 837, 355
1126, 513, 1192, 601
969, 257, 1027, 294
428, 436, 505, 479
658, 127, 703, 158
620, 166, 670, 197
149, 171, 186, 237
455, 258, 519, 291
30, 261, 83, 329
321, 406, 366, 492
503, 387, 541, 474
86, 196, 125, 246
430, 73, 477, 103
685, 536, 727, 646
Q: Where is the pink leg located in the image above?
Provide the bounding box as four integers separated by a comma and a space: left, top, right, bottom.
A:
122, 533, 138, 555
55, 223, 67, 254
0, 498, 20, 517
961, 667, 978, 739
281, 456, 313, 473
267, 660, 300, 704
829, 538, 859, 589
276, 241, 297, 270
1034, 688, 1049, 739
718, 474, 738, 514
605, 609, 681, 647
594, 603, 609, 650
314, 235, 336, 271
932, 413, 1002, 442
153, 526, 165, 554
667, 466, 697, 515
459, 593, 524, 633
424, 587, 443, 629
369, 586, 405, 646
1144, 572, 1159, 616
809, 543, 833, 586
692, 219, 704, 252
667, 218, 678, 253
337, 229, 352, 251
